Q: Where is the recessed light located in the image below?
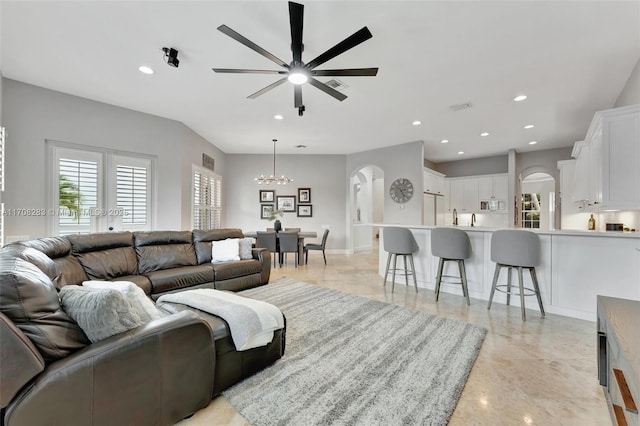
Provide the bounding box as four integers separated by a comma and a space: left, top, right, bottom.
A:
480, 132, 489, 137
458, 151, 464, 155
529, 141, 538, 145
412, 120, 422, 126
138, 66, 154, 75
524, 124, 534, 129
441, 139, 449, 144
514, 95, 527, 102
274, 114, 284, 120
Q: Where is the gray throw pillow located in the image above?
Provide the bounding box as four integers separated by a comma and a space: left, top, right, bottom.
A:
82, 280, 163, 323
239, 237, 254, 260
59, 286, 145, 343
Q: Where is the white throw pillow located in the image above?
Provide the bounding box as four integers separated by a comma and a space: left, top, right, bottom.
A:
239, 237, 254, 260
59, 286, 145, 343
83, 280, 162, 323
212, 238, 240, 262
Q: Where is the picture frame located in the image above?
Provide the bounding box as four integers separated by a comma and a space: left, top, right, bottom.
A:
297, 204, 312, 217
260, 204, 275, 219
260, 190, 275, 203
298, 188, 311, 203
276, 195, 296, 212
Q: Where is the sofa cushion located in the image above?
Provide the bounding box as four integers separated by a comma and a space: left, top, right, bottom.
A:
193, 228, 244, 264
83, 281, 162, 323
239, 238, 254, 260
116, 274, 153, 295
134, 231, 197, 274
213, 259, 262, 281
211, 238, 240, 262
4, 244, 61, 285
67, 232, 138, 280
20, 237, 88, 287
0, 254, 89, 362
59, 286, 145, 343
146, 265, 214, 294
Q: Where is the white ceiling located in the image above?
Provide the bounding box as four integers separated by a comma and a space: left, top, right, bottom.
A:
1, 1, 639, 162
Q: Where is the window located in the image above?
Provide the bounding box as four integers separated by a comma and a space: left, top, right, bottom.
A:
49, 143, 154, 235
193, 166, 222, 230
0, 126, 5, 246
521, 193, 541, 229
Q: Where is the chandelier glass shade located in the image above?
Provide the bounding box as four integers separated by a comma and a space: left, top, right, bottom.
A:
255, 139, 294, 185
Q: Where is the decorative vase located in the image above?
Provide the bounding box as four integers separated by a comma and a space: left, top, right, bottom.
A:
274, 219, 282, 232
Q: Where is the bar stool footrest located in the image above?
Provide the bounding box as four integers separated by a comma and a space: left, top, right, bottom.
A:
494, 285, 537, 297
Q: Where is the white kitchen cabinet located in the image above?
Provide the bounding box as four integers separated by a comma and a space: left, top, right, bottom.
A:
571, 141, 590, 203
423, 168, 446, 195
448, 178, 478, 213
558, 159, 585, 230
478, 174, 508, 211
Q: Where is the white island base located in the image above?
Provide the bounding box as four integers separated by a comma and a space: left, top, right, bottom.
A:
377, 225, 640, 321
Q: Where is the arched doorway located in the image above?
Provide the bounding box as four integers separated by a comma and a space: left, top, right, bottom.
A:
520, 172, 556, 230
349, 165, 384, 253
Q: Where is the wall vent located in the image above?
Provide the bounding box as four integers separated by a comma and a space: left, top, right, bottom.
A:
449, 102, 472, 112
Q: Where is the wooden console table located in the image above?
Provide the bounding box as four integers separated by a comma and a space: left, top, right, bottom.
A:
597, 296, 640, 426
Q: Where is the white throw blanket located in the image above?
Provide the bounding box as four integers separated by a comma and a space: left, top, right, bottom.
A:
157, 289, 284, 351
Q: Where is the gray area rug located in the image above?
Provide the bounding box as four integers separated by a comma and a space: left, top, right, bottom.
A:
225, 278, 487, 426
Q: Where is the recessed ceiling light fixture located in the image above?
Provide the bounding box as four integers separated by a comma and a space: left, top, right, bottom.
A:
514, 95, 527, 102
441, 139, 449, 144
138, 66, 154, 75
412, 120, 422, 126
458, 151, 464, 155
274, 114, 284, 120
524, 124, 535, 129
480, 132, 490, 137
529, 141, 538, 145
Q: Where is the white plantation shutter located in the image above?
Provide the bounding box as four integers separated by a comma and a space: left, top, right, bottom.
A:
193, 166, 222, 230
0, 126, 5, 246
114, 155, 151, 229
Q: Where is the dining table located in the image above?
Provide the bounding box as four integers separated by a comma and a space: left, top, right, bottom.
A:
245, 231, 317, 265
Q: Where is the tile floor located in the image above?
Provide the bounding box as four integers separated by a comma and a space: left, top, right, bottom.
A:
179, 245, 611, 426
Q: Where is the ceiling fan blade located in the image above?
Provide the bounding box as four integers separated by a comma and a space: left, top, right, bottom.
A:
247, 78, 288, 99
289, 2, 304, 63
217, 25, 288, 68
308, 78, 347, 101
306, 27, 373, 70
212, 68, 287, 74
294, 85, 303, 108
312, 68, 378, 77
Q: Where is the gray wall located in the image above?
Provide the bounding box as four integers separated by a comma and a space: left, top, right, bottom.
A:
224, 154, 347, 251
516, 147, 572, 180
431, 154, 508, 177
615, 57, 640, 107
2, 78, 222, 239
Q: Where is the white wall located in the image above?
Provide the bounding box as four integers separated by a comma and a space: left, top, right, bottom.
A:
223, 153, 347, 251
615, 57, 640, 108
2, 79, 221, 239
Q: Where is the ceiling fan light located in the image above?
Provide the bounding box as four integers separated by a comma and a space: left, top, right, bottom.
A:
288, 71, 308, 85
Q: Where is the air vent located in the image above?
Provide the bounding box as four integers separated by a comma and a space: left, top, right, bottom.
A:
449, 102, 472, 112
325, 79, 349, 90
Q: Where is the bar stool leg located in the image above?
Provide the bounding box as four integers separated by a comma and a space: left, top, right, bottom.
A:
383, 252, 392, 287
506, 267, 513, 306
403, 255, 409, 287
435, 258, 445, 301
518, 266, 526, 321
488, 264, 501, 310
391, 254, 398, 293
529, 267, 545, 316
458, 260, 470, 306
408, 254, 418, 293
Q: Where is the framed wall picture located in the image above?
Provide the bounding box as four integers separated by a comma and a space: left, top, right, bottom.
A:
260, 190, 275, 203
297, 204, 312, 217
298, 188, 311, 203
276, 195, 296, 212
261, 204, 275, 219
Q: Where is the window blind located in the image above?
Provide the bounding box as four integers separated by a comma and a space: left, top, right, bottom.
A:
116, 164, 147, 225
193, 169, 222, 230
58, 157, 99, 234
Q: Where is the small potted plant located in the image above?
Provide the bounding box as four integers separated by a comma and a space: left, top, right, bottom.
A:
267, 208, 284, 232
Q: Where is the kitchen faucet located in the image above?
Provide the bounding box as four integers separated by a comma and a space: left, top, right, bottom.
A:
453, 208, 458, 226
471, 213, 476, 227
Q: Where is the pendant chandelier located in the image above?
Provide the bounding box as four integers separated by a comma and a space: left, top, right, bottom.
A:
255, 139, 294, 185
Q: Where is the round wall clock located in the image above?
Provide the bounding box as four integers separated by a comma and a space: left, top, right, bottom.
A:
389, 178, 414, 203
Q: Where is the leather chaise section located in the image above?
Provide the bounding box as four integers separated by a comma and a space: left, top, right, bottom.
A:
213, 259, 262, 281
146, 264, 214, 294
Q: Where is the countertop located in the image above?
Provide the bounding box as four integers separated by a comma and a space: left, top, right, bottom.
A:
372, 224, 640, 238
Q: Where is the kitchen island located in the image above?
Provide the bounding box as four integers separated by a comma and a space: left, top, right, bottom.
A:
376, 224, 640, 321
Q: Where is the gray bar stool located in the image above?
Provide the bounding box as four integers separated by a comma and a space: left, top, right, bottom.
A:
382, 227, 419, 293
431, 227, 472, 305
487, 229, 545, 321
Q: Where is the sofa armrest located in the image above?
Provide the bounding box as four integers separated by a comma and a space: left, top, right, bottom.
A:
0, 312, 46, 409
3, 311, 215, 426
252, 247, 271, 284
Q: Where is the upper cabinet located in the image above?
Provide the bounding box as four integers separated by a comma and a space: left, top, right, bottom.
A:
573, 104, 640, 210
448, 177, 479, 213
478, 175, 508, 201
423, 168, 447, 196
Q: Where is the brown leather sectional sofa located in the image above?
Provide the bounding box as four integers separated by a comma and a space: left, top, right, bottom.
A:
0, 229, 284, 426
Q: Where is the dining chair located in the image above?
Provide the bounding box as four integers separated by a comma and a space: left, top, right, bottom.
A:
255, 231, 277, 268
277, 231, 299, 267
305, 229, 329, 265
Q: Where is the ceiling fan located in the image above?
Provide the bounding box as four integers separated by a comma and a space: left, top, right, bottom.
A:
212, 1, 378, 116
